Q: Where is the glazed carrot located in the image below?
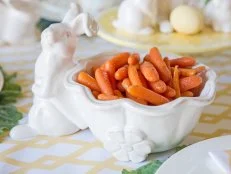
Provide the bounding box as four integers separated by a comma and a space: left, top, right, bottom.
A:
170, 57, 196, 68
122, 78, 132, 90
95, 68, 114, 95
164, 86, 176, 98
140, 61, 160, 82
190, 70, 207, 96
182, 91, 194, 97
164, 57, 171, 71
117, 81, 125, 92
105, 61, 116, 89
128, 53, 140, 65
115, 65, 128, 80
92, 90, 100, 98
171, 67, 197, 77
149, 47, 171, 83
126, 91, 148, 105
127, 85, 169, 105
180, 76, 203, 92
98, 94, 119, 101
114, 90, 124, 98
138, 70, 148, 88
149, 80, 167, 94
128, 64, 143, 86
194, 66, 206, 74
144, 54, 151, 62
173, 66, 181, 98
109, 52, 130, 69
77, 72, 101, 92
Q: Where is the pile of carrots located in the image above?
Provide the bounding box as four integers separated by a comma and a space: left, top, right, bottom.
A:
76, 47, 206, 106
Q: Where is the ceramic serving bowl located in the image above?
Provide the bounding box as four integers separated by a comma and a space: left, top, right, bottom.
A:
65, 52, 216, 163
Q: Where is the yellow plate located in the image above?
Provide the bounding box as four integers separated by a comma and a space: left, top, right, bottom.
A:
98, 8, 231, 54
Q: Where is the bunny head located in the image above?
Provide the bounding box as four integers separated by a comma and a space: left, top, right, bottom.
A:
41, 24, 77, 59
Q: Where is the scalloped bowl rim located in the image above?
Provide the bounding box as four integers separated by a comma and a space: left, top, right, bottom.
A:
65, 51, 217, 116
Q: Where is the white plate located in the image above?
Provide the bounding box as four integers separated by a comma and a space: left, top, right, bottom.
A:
156, 136, 231, 174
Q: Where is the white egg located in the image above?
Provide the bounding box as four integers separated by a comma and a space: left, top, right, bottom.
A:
170, 5, 204, 35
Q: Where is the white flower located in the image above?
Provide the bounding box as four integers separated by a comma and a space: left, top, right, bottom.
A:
104, 127, 154, 163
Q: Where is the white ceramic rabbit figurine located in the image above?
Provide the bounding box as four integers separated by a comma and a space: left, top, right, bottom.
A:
0, 0, 40, 45
10, 3, 98, 140
113, 0, 158, 34
204, 0, 231, 33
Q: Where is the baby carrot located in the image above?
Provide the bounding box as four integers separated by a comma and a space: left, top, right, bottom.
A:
77, 72, 101, 92
140, 61, 160, 82
122, 78, 132, 90
180, 76, 202, 92
144, 54, 151, 62
128, 53, 140, 65
128, 64, 143, 86
173, 66, 181, 98
92, 90, 100, 98
114, 90, 124, 98
170, 57, 196, 68
98, 94, 119, 101
110, 52, 130, 69
127, 85, 169, 105
115, 65, 128, 80
117, 81, 125, 92
91, 66, 98, 76
182, 91, 194, 97
194, 66, 206, 74
149, 80, 167, 94
105, 61, 116, 89
164, 57, 171, 71
95, 68, 114, 95
138, 70, 148, 88
164, 86, 176, 98
126, 91, 148, 105
171, 68, 197, 77
149, 47, 171, 83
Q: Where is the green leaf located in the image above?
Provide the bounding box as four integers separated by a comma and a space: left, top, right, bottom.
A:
122, 160, 163, 174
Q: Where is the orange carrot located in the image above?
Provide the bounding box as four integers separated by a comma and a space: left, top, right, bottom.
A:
92, 90, 100, 98
144, 54, 151, 62
126, 91, 148, 105
149, 80, 167, 94
170, 57, 196, 68
194, 66, 206, 74
109, 52, 130, 69
180, 76, 202, 92
77, 72, 101, 92
128, 64, 143, 86
164, 57, 171, 71
127, 85, 169, 105
138, 70, 148, 88
171, 67, 197, 77
114, 90, 124, 98
173, 66, 181, 98
140, 61, 160, 82
115, 65, 128, 80
98, 94, 119, 101
117, 81, 125, 92
128, 53, 140, 65
149, 47, 171, 83
182, 91, 194, 97
95, 68, 114, 95
105, 61, 116, 89
164, 86, 176, 98
91, 66, 98, 76
122, 78, 132, 90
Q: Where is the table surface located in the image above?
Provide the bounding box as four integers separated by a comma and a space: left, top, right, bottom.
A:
0, 36, 230, 174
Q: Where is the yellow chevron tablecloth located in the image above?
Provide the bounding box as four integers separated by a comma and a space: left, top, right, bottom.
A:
0, 37, 230, 174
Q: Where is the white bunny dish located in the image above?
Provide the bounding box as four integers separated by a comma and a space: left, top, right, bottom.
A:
10, 3, 98, 139
0, 0, 40, 45
113, 0, 158, 35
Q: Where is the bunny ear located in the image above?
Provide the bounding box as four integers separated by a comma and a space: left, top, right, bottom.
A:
62, 3, 82, 24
